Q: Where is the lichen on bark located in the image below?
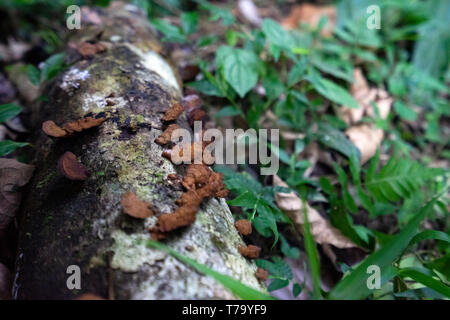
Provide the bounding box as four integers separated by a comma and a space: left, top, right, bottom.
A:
14, 2, 265, 299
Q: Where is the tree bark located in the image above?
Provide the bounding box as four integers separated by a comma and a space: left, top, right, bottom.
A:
13, 2, 264, 299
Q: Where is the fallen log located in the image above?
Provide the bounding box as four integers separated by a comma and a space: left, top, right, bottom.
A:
13, 2, 264, 299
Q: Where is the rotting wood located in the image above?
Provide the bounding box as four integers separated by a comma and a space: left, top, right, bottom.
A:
14, 2, 265, 300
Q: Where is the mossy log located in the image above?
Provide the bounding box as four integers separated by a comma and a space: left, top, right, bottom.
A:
14, 2, 264, 299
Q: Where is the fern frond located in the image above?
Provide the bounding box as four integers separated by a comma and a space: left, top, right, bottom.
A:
364, 156, 444, 203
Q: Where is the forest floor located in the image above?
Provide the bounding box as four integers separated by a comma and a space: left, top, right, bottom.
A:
0, 0, 449, 300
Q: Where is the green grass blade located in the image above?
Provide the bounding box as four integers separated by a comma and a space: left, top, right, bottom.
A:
328, 198, 436, 300
398, 268, 450, 298
301, 198, 322, 299
147, 240, 275, 300
409, 230, 450, 246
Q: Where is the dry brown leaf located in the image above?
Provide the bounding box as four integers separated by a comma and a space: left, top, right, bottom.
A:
337, 68, 368, 124
345, 124, 384, 164
273, 175, 356, 249
365, 88, 392, 120
281, 4, 336, 36
0, 158, 35, 229
237, 0, 262, 27
338, 69, 392, 125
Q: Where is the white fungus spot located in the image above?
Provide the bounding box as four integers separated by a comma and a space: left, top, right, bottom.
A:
60, 67, 90, 91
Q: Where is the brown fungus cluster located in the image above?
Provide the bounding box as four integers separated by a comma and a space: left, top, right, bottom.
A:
234, 219, 252, 235
255, 267, 269, 281
237, 245, 261, 259
57, 152, 91, 181
154, 96, 262, 267
121, 192, 154, 219
155, 124, 180, 145
152, 164, 227, 236
42, 117, 106, 138
151, 97, 228, 239
161, 102, 184, 121
75, 41, 106, 58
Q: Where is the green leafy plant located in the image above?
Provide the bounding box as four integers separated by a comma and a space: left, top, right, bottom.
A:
0, 103, 29, 156
215, 165, 289, 245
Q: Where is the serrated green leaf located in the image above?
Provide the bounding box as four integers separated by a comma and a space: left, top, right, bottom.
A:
262, 18, 294, 49
255, 257, 292, 280
219, 47, 260, 97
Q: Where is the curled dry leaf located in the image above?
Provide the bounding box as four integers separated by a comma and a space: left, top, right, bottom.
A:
162, 102, 184, 121
237, 244, 261, 259
345, 124, 384, 164
0, 158, 34, 229
121, 192, 154, 219
255, 267, 269, 281
57, 152, 91, 181
365, 88, 392, 120
281, 4, 336, 36
237, 0, 262, 27
273, 175, 356, 249
235, 219, 252, 235
337, 69, 392, 125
